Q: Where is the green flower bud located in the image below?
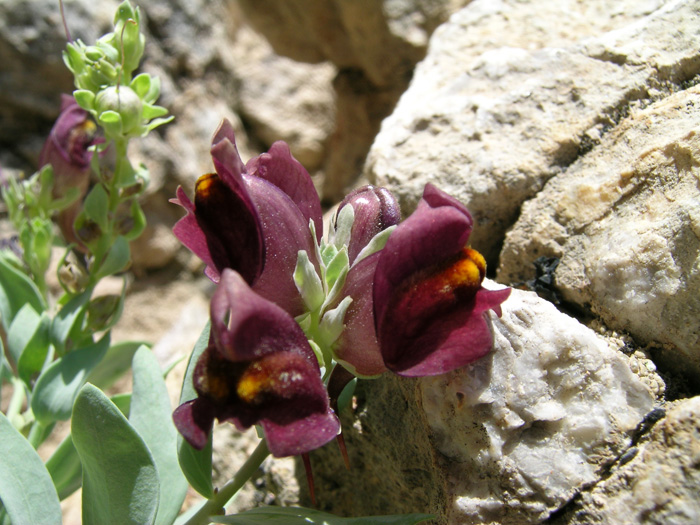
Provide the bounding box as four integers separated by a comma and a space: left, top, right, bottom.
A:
95, 85, 142, 136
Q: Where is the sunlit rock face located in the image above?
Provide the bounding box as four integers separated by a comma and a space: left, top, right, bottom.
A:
566, 396, 700, 525
365, 0, 698, 264
499, 85, 700, 382
419, 286, 657, 524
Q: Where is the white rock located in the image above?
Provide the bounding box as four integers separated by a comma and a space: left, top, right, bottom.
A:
419, 285, 657, 524
570, 397, 700, 524
499, 84, 700, 380
365, 0, 698, 262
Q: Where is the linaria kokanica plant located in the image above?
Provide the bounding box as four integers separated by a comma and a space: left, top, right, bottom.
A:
0, 2, 509, 524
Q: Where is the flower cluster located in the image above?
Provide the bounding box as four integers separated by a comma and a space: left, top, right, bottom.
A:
172, 120, 510, 458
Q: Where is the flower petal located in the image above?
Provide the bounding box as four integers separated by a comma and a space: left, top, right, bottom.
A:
374, 184, 509, 376
211, 269, 314, 363
172, 398, 216, 450
383, 287, 510, 377
262, 407, 340, 457
374, 192, 473, 332
210, 119, 247, 189
337, 185, 401, 265
171, 186, 220, 281
246, 141, 323, 242
332, 253, 387, 377
244, 176, 318, 316
189, 172, 264, 284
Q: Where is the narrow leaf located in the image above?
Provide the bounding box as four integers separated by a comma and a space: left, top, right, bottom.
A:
86, 340, 149, 390
130, 347, 188, 525
15, 308, 52, 385
95, 236, 130, 279
0, 251, 46, 331
0, 412, 62, 525
7, 303, 42, 364
213, 507, 434, 524
176, 321, 214, 498
45, 433, 83, 501
51, 287, 93, 353
31, 334, 110, 424
72, 384, 160, 525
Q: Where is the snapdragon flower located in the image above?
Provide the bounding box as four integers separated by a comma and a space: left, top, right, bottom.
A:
38, 94, 99, 246
173, 269, 339, 457
173, 119, 322, 316
173, 121, 510, 459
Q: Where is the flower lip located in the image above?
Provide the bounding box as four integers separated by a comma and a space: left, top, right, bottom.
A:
174, 269, 340, 457
373, 183, 510, 377
172, 119, 321, 316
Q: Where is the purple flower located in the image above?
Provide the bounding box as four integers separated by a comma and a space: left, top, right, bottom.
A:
173, 269, 340, 458
173, 119, 322, 316
39, 94, 99, 245
335, 184, 510, 377
336, 185, 401, 265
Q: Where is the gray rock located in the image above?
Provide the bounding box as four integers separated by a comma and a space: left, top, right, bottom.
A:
310, 285, 658, 523
421, 285, 657, 524
562, 397, 700, 524
235, 0, 469, 200
365, 0, 699, 263
499, 85, 700, 382
229, 25, 336, 172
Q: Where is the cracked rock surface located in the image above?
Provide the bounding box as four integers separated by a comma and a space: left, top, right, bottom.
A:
365, 0, 700, 264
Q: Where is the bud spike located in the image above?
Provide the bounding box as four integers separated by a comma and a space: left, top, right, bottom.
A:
301, 453, 316, 505
336, 433, 351, 470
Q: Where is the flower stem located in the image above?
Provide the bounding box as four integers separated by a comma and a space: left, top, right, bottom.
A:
184, 439, 270, 525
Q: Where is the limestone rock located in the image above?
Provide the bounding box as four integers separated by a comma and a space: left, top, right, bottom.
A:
235, 0, 459, 87
420, 285, 657, 524
562, 397, 700, 524
310, 285, 658, 523
229, 25, 336, 172
236, 0, 470, 201
365, 0, 699, 263
498, 85, 700, 381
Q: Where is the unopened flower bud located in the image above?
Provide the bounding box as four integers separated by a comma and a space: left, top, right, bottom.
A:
336, 185, 401, 265
95, 85, 143, 136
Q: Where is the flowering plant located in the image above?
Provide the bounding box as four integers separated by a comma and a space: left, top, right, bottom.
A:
0, 2, 509, 524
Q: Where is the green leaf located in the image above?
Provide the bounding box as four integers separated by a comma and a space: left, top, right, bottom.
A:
130, 73, 151, 98
31, 334, 110, 424
130, 347, 188, 525
83, 185, 110, 232
111, 392, 132, 415
7, 303, 52, 386
0, 412, 62, 525
177, 321, 214, 498
73, 89, 96, 111
98, 110, 123, 137
51, 287, 94, 353
294, 250, 324, 312
122, 199, 147, 240
213, 507, 434, 524
86, 340, 149, 390
7, 303, 42, 364
95, 235, 130, 278
45, 392, 132, 502
46, 433, 83, 500
16, 311, 51, 386
72, 384, 160, 525
353, 225, 396, 267
0, 251, 46, 331
331, 203, 354, 250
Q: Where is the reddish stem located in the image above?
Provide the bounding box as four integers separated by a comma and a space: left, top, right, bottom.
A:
301, 452, 316, 505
